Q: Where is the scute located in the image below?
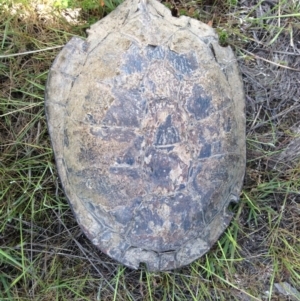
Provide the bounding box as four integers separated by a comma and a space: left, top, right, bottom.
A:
45, 0, 246, 271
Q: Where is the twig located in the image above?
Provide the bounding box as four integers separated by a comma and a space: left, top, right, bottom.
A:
240, 48, 300, 72
0, 46, 63, 58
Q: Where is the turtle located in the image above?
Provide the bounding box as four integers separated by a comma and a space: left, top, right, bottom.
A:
45, 0, 246, 271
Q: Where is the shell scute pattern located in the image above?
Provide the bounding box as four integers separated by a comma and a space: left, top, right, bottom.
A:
45, 0, 245, 271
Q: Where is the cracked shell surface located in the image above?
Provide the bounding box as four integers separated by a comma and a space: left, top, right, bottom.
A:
45, 0, 246, 271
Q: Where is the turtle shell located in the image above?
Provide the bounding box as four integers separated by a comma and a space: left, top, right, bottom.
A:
45, 0, 246, 271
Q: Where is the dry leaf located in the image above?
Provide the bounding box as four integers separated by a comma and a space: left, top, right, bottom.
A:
207, 20, 213, 27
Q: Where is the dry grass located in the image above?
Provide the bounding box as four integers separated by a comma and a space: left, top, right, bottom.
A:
1, 0, 300, 300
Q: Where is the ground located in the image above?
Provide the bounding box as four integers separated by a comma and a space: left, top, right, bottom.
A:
0, 0, 299, 300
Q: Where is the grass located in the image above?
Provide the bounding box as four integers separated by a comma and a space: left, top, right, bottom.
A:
1, 0, 300, 300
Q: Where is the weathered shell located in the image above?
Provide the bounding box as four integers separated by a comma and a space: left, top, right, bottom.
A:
45, 0, 246, 271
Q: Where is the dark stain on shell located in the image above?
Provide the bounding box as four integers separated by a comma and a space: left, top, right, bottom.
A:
128, 193, 195, 252
154, 115, 180, 146
186, 84, 212, 120
199, 143, 212, 158
167, 51, 199, 75
102, 88, 146, 127
146, 45, 165, 60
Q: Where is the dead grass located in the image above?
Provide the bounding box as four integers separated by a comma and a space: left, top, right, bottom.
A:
1, 0, 300, 300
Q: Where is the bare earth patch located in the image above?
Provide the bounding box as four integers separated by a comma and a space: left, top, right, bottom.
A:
0, 0, 299, 300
